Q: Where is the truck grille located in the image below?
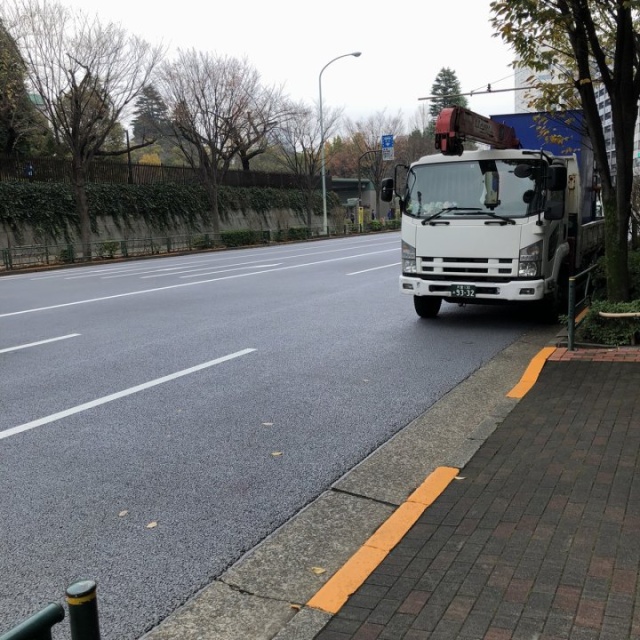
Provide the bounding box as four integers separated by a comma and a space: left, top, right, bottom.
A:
418, 257, 516, 279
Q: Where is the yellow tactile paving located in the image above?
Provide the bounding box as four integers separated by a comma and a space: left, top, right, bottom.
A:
506, 346, 556, 398
307, 467, 459, 615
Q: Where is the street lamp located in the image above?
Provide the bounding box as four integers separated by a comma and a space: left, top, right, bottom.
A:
319, 51, 361, 235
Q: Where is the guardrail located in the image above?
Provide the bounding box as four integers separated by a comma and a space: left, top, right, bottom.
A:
567, 263, 598, 350
1, 232, 286, 271
1, 581, 101, 640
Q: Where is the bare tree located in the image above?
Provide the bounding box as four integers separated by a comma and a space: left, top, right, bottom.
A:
269, 100, 342, 229
161, 51, 282, 238
4, 0, 163, 259
345, 110, 405, 216
232, 84, 292, 171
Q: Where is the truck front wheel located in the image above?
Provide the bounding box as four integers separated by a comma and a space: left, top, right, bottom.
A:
534, 292, 561, 324
414, 296, 442, 318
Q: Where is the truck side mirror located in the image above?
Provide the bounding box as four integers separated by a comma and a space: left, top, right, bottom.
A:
546, 164, 567, 191
544, 201, 564, 221
381, 178, 394, 202
514, 164, 532, 179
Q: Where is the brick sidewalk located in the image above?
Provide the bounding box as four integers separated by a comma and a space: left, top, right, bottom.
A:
550, 347, 640, 362
313, 353, 640, 639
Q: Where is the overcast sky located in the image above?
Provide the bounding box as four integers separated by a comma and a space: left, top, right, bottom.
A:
58, 0, 518, 128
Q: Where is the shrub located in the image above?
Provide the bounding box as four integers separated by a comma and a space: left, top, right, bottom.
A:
58, 246, 74, 263
591, 249, 640, 301
98, 240, 119, 258
284, 227, 310, 241
220, 230, 263, 247
191, 234, 213, 250
577, 300, 640, 346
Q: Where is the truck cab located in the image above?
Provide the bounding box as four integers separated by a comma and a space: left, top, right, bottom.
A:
382, 149, 579, 320
383, 107, 603, 321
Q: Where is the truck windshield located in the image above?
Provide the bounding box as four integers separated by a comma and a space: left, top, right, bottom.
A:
404, 159, 546, 220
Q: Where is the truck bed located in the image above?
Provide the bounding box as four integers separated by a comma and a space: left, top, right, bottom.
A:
577, 218, 605, 268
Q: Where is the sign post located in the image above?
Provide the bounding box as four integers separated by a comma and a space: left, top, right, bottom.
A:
381, 135, 394, 161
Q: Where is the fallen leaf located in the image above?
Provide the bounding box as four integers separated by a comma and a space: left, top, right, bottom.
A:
271, 451, 283, 457
311, 567, 326, 575
455, 476, 466, 480
290, 603, 301, 610
262, 422, 273, 426
146, 521, 158, 529
118, 510, 129, 517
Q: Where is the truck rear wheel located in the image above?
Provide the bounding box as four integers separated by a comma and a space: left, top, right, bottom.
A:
414, 296, 442, 318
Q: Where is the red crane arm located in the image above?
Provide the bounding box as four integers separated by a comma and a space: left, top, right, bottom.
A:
434, 106, 521, 155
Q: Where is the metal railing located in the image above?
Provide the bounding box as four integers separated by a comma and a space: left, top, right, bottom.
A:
0, 603, 64, 640
567, 263, 598, 350
1, 580, 101, 640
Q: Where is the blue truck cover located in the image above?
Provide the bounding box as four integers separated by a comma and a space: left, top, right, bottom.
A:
490, 110, 595, 223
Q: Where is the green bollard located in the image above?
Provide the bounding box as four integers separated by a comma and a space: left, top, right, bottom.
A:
567, 277, 576, 351
0, 602, 64, 640
66, 581, 101, 640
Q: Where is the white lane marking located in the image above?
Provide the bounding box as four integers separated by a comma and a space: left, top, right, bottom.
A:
347, 262, 401, 276
22, 238, 399, 281
68, 263, 201, 279
0, 349, 256, 441
179, 264, 281, 279
0, 248, 397, 319
0, 334, 81, 354
117, 259, 279, 279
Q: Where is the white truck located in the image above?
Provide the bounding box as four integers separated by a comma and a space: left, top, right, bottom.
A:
381, 107, 605, 320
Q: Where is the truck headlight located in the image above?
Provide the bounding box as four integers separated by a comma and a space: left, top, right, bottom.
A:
402, 240, 417, 273
518, 240, 542, 278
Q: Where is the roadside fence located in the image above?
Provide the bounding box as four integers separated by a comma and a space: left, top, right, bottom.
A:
1, 220, 400, 273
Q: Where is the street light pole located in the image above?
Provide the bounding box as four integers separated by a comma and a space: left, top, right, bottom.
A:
319, 51, 361, 236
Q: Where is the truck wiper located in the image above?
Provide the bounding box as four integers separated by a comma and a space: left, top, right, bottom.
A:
422, 207, 482, 225
477, 210, 516, 225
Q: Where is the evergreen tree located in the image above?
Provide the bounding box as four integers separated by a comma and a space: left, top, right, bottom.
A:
0, 19, 50, 156
491, 0, 639, 302
130, 84, 178, 163
131, 85, 171, 143
428, 68, 468, 120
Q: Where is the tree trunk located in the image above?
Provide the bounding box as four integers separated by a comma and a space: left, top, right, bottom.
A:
205, 181, 221, 241
71, 161, 92, 261
603, 190, 629, 302
605, 89, 636, 302
306, 191, 313, 229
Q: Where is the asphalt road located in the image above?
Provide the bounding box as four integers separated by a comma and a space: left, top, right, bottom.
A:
0, 233, 538, 639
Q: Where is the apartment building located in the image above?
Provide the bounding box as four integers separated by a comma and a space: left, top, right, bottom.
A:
515, 62, 640, 178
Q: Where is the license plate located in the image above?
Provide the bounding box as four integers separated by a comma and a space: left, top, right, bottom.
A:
450, 284, 476, 298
